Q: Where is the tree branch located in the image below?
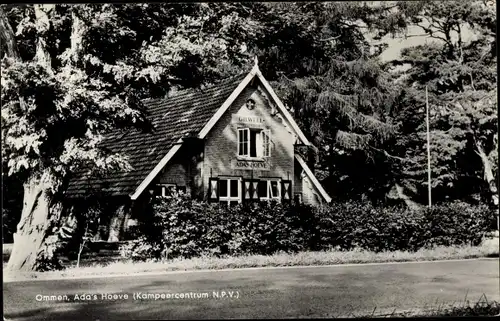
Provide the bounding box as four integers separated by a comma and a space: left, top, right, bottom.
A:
369, 146, 418, 163
456, 23, 463, 63
416, 18, 453, 47
428, 34, 452, 45
339, 20, 368, 29
470, 73, 476, 91
403, 33, 429, 38
433, 19, 446, 33
33, 4, 53, 71
319, 35, 341, 42
312, 76, 320, 87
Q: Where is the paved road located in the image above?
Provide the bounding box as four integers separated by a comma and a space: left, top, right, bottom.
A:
4, 259, 499, 320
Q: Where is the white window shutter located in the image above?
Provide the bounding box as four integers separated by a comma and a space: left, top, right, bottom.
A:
262, 129, 271, 157
256, 130, 262, 157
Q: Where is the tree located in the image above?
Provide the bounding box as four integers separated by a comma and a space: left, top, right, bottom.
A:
260, 1, 496, 209
1, 3, 261, 271
387, 0, 497, 206
264, 2, 410, 204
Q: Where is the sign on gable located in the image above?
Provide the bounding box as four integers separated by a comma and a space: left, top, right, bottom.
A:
231, 159, 271, 171
232, 114, 266, 128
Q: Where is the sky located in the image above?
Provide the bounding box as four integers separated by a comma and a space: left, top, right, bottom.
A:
362, 0, 491, 63
378, 24, 478, 62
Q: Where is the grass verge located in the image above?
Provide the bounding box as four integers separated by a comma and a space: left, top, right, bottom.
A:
4, 237, 498, 282
343, 294, 500, 318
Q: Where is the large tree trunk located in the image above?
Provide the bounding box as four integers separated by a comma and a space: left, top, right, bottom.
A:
3, 5, 64, 273
0, 7, 21, 60
476, 141, 499, 206
5, 177, 55, 271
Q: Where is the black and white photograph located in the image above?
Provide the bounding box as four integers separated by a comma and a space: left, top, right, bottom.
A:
1, 1, 499, 320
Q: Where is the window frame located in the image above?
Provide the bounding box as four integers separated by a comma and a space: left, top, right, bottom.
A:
218, 176, 243, 205
259, 178, 281, 201
237, 127, 271, 159
153, 183, 177, 198
237, 128, 249, 157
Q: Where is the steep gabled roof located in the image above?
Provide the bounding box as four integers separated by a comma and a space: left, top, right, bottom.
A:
66, 74, 246, 198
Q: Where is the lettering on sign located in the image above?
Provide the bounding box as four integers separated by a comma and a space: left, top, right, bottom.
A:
232, 159, 271, 171
232, 114, 265, 126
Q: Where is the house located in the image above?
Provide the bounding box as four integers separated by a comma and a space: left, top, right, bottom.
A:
66, 61, 331, 241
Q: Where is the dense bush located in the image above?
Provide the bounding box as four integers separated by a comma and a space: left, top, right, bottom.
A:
120, 194, 497, 261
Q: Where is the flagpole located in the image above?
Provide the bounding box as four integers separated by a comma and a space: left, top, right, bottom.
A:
426, 86, 432, 208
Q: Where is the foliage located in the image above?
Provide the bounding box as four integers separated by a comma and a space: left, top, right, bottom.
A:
265, 2, 411, 203
1, 2, 498, 271
121, 194, 317, 260
121, 195, 495, 261
1, 165, 23, 243
385, 0, 498, 205
1, 3, 265, 190
0, 3, 277, 271
269, 0, 498, 207
357, 296, 500, 317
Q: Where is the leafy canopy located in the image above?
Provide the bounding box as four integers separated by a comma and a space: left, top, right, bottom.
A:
1, 3, 264, 192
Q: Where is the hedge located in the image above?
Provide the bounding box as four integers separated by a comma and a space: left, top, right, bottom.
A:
120, 194, 497, 261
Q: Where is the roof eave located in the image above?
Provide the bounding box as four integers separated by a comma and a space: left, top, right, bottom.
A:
129, 139, 184, 200
253, 69, 312, 147
295, 154, 332, 203
197, 65, 260, 139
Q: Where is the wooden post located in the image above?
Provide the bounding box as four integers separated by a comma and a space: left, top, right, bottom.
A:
426, 86, 432, 209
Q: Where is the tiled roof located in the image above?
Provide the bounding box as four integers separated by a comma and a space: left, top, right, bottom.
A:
66, 74, 247, 198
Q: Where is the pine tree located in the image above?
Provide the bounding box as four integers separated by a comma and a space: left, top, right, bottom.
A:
268, 2, 408, 203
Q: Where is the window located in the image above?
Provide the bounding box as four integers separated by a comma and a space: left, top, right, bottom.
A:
238, 129, 249, 156
238, 128, 271, 158
270, 180, 279, 198
259, 179, 281, 201
250, 130, 259, 157
219, 177, 242, 205
153, 184, 177, 198
258, 181, 267, 198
